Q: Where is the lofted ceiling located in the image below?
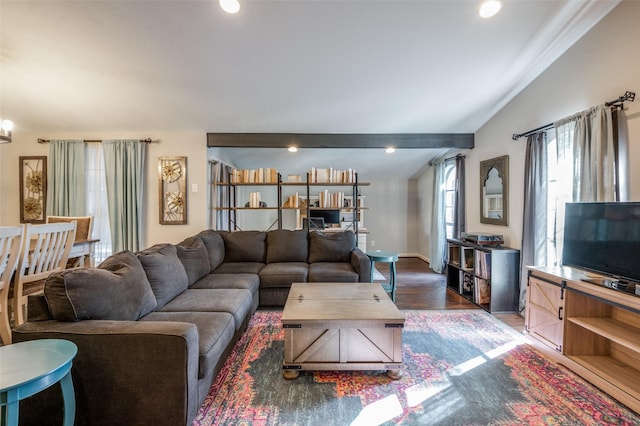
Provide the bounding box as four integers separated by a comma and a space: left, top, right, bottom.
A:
0, 0, 619, 175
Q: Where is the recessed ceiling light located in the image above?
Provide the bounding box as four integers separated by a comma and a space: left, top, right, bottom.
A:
288, 146, 298, 153
385, 147, 396, 154
220, 0, 240, 14
479, 0, 501, 18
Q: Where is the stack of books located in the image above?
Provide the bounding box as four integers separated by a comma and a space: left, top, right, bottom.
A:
309, 168, 356, 183
318, 190, 344, 208
231, 168, 278, 183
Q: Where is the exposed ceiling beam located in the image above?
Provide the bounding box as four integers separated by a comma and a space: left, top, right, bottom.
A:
207, 133, 474, 149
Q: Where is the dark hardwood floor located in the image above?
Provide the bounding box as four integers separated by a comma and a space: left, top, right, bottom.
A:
374, 257, 525, 332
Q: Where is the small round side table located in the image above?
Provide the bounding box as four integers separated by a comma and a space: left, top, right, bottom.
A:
367, 250, 399, 302
0, 339, 78, 426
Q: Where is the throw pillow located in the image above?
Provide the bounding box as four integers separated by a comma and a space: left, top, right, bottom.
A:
197, 230, 226, 270
44, 250, 157, 322
308, 230, 356, 263
177, 237, 211, 285
266, 229, 308, 263
221, 231, 266, 263
137, 244, 189, 307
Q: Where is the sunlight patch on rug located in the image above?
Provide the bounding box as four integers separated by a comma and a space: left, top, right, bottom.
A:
194, 310, 639, 426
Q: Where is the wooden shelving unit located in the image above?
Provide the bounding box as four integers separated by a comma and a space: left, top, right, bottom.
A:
526, 265, 640, 413
214, 169, 369, 248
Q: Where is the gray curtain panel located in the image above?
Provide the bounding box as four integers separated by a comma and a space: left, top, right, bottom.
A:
453, 155, 466, 239
103, 139, 146, 252
47, 140, 86, 216
519, 132, 548, 314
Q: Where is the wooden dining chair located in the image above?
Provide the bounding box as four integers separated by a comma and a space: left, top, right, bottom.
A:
0, 226, 24, 345
46, 215, 93, 242
11, 221, 76, 327
46, 215, 94, 267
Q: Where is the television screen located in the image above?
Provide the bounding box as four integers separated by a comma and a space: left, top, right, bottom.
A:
562, 202, 640, 283
311, 209, 341, 226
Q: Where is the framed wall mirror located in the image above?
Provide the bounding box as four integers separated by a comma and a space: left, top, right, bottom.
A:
480, 155, 508, 226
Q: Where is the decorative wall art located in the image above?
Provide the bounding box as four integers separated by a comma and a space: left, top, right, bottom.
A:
19, 156, 47, 223
159, 156, 187, 225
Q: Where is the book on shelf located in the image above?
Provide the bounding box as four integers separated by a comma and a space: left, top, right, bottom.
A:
474, 250, 491, 278
283, 192, 300, 208
474, 277, 491, 304
318, 190, 344, 208
309, 167, 357, 183
248, 192, 262, 208
231, 168, 278, 184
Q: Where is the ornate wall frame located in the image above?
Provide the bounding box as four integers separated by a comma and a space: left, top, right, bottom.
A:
159, 156, 187, 225
480, 155, 508, 226
19, 156, 47, 223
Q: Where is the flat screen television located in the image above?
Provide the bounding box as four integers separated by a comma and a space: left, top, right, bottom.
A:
311, 209, 341, 226
562, 202, 640, 284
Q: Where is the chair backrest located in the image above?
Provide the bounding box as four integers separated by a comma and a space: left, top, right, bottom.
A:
0, 226, 24, 344
0, 226, 23, 280
18, 221, 77, 282
47, 215, 93, 242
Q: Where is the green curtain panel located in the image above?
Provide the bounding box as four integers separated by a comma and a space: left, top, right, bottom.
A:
103, 139, 146, 252
47, 140, 86, 216
429, 160, 446, 274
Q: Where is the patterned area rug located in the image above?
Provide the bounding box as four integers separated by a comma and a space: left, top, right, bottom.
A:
194, 310, 639, 425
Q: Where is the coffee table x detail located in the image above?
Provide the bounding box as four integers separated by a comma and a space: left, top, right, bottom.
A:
281, 282, 405, 380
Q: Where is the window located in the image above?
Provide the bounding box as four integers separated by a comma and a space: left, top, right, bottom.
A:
85, 143, 112, 264
444, 163, 457, 239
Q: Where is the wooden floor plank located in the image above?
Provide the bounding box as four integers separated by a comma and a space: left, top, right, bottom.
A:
377, 257, 525, 332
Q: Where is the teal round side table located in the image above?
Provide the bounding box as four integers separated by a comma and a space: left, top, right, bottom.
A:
367, 250, 399, 302
0, 339, 78, 426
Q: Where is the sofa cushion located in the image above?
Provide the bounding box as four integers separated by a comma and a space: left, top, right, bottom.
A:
140, 311, 235, 380
137, 244, 189, 308
259, 262, 309, 288
159, 289, 253, 331
44, 250, 157, 322
190, 273, 260, 295
197, 230, 225, 270
308, 231, 356, 263
176, 237, 211, 285
308, 262, 359, 282
221, 231, 266, 263
214, 262, 265, 275
266, 230, 308, 263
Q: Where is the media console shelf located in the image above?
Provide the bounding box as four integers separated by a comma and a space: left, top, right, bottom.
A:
525, 266, 640, 413
446, 239, 519, 313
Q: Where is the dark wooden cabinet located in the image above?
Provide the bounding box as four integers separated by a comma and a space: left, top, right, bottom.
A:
446, 238, 520, 313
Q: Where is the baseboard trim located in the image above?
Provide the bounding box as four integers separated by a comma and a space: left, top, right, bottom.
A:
399, 253, 429, 263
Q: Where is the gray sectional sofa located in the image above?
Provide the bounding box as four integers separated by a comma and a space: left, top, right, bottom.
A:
13, 229, 370, 426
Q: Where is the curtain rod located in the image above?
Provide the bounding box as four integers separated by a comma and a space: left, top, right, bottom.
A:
37, 138, 154, 144
428, 153, 464, 166
512, 90, 636, 141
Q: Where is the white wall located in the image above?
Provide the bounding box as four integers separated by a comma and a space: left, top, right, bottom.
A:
4, 2, 639, 257
418, 0, 640, 257
0, 132, 210, 247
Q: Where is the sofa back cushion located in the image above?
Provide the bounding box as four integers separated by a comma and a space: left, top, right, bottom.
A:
177, 236, 211, 285
221, 231, 266, 263
44, 250, 157, 322
197, 230, 225, 270
308, 231, 356, 263
137, 244, 189, 307
266, 230, 308, 263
